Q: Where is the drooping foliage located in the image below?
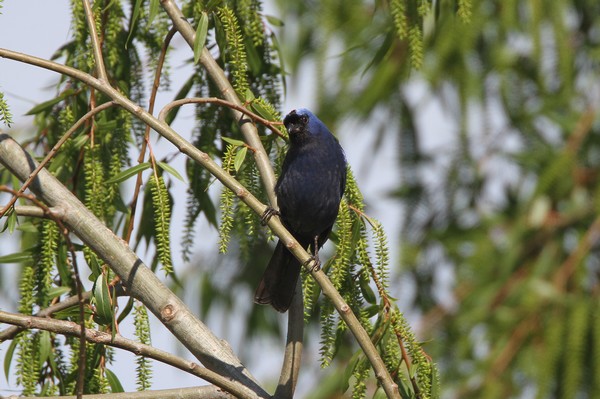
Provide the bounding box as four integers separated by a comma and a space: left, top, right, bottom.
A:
274, 0, 600, 397
0, 0, 444, 397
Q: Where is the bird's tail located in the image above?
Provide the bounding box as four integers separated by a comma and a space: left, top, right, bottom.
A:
254, 240, 301, 312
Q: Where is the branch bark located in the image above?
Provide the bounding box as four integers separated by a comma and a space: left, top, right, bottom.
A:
0, 42, 401, 397
7, 386, 235, 399
0, 310, 257, 399
0, 133, 268, 399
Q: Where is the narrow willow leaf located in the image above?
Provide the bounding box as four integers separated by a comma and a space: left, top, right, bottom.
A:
359, 275, 377, 304
194, 12, 209, 64
222, 137, 245, 146
157, 161, 185, 182
25, 89, 77, 115
47, 286, 71, 300
234, 146, 248, 172
148, 0, 159, 25
0, 249, 34, 264
117, 297, 135, 324
251, 101, 274, 120
1, 208, 18, 233
244, 88, 255, 102
126, 0, 144, 47
92, 273, 113, 326
265, 15, 284, 27
38, 330, 52, 368
165, 74, 196, 125
105, 368, 125, 393
3, 338, 18, 383
105, 162, 150, 184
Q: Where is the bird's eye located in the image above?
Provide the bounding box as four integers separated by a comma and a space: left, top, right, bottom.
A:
300, 115, 309, 124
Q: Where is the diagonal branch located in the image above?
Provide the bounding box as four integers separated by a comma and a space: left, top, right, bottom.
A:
0, 310, 258, 399
159, 0, 278, 208
19, 386, 233, 399
81, 0, 108, 82
0, 47, 400, 398
0, 131, 268, 398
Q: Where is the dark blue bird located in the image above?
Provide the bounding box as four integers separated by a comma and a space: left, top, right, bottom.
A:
255, 108, 347, 312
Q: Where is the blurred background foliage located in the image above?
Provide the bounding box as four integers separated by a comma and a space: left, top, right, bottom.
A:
269, 0, 600, 397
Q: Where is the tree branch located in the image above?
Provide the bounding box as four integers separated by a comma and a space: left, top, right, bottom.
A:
0, 101, 115, 218
0, 133, 268, 398
0, 47, 400, 398
0, 292, 91, 342
0, 310, 258, 399
159, 0, 278, 208
81, 0, 108, 82
7, 385, 234, 399
274, 279, 303, 399
158, 97, 284, 138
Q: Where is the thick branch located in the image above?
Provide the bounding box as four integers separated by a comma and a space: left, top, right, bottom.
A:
159, 0, 278, 208
274, 279, 303, 399
8, 386, 234, 399
0, 134, 267, 398
0, 310, 257, 399
0, 47, 400, 398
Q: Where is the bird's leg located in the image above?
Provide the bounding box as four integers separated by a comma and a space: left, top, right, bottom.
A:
303, 235, 322, 272
260, 206, 280, 226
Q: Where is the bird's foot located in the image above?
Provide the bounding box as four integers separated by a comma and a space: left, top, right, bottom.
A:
260, 206, 280, 226
304, 235, 322, 272
303, 255, 321, 272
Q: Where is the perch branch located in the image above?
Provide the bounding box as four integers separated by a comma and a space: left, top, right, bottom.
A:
160, 0, 278, 207
0, 310, 259, 399
0, 47, 400, 398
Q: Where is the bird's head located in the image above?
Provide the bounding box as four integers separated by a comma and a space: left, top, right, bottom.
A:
283, 108, 330, 144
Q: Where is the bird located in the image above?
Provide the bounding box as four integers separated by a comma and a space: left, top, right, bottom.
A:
254, 108, 347, 312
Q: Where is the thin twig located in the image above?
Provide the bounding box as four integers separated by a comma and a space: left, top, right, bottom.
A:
0, 310, 258, 399
158, 97, 285, 138
81, 0, 108, 82
124, 27, 177, 244
0, 46, 400, 398
0, 101, 115, 218
160, 0, 278, 207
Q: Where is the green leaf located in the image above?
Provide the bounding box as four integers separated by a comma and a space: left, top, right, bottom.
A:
71, 134, 89, 149
105, 368, 125, 393
92, 273, 113, 326
265, 15, 284, 27
244, 88, 255, 102
0, 248, 34, 264
233, 146, 248, 172
47, 286, 72, 300
251, 101, 274, 120
157, 161, 185, 182
25, 89, 77, 115
105, 162, 150, 184
126, 0, 144, 48
148, 0, 159, 25
3, 338, 18, 383
359, 275, 377, 304
39, 330, 52, 368
222, 137, 245, 147
194, 12, 209, 64
117, 297, 135, 324
165, 74, 196, 125
1, 208, 18, 233
16, 221, 38, 233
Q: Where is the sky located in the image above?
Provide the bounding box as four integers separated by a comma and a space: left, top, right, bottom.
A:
0, 0, 434, 396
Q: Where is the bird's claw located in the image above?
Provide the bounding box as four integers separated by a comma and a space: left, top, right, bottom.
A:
303, 255, 321, 272
261, 206, 280, 226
